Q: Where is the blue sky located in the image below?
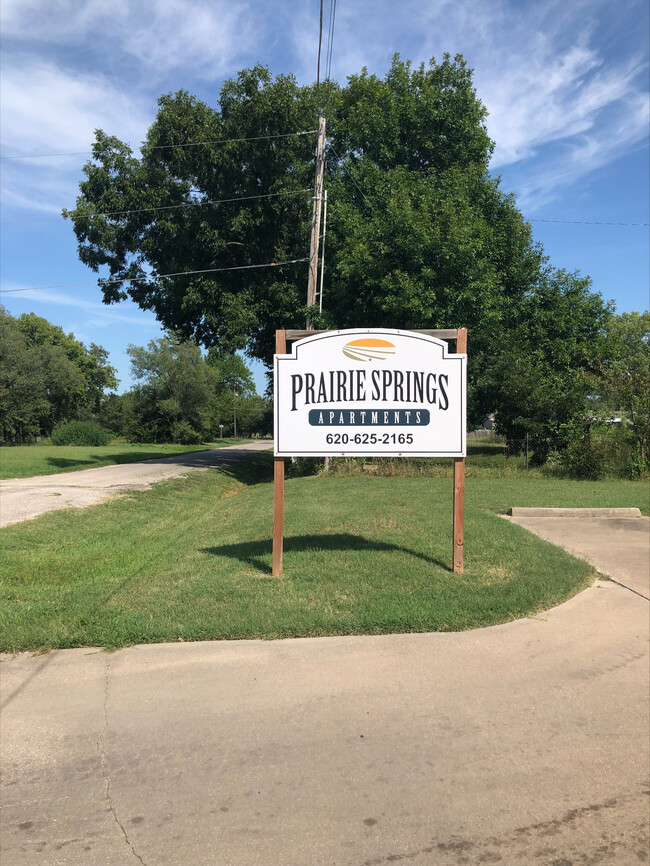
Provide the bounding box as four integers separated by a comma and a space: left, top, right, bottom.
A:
1, 0, 648, 394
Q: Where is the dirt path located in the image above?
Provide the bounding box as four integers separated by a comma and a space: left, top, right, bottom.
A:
0, 441, 272, 527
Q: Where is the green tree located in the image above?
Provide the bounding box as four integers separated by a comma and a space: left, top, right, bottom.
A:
126, 337, 220, 443
207, 349, 255, 436
598, 311, 650, 462
482, 270, 612, 463
0, 307, 49, 442
65, 56, 609, 444
14, 312, 118, 421
0, 308, 117, 442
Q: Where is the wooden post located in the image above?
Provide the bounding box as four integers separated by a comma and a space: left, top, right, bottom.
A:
306, 116, 326, 327
272, 330, 287, 576
453, 328, 467, 574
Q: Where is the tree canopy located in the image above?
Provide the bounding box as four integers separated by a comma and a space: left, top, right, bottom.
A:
0, 307, 118, 442
122, 336, 269, 443
65, 55, 613, 442
599, 311, 650, 461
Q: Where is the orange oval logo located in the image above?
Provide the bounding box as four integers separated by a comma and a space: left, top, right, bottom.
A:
342, 338, 396, 362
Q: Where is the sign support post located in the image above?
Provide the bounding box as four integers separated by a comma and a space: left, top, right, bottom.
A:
273, 327, 467, 576
272, 329, 286, 576
453, 328, 467, 574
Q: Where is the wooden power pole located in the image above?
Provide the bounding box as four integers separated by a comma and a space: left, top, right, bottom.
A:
306, 116, 326, 328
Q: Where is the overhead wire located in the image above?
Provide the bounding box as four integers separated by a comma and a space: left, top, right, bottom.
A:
316, 0, 324, 115
0, 129, 318, 161
528, 218, 649, 227
0, 259, 310, 294
323, 146, 650, 227
325, 0, 338, 82
1, 189, 313, 226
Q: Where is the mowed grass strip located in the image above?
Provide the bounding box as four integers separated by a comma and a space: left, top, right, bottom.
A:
1, 454, 647, 652
0, 439, 248, 479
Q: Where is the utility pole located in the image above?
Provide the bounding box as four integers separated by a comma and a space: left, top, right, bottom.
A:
306, 115, 326, 329
318, 189, 328, 313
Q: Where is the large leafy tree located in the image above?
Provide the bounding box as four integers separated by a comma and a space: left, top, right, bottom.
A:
65, 55, 610, 437
0, 307, 118, 442
126, 337, 219, 443
481, 271, 612, 462
598, 311, 650, 461
123, 337, 264, 443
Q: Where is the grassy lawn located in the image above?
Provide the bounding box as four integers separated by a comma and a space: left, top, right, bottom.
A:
1, 451, 646, 652
0, 439, 249, 480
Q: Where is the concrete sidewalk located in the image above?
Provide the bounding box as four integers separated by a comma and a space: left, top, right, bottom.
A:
507, 512, 650, 599
2, 578, 648, 866
0, 441, 272, 527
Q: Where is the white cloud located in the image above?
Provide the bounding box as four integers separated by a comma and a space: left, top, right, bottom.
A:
290, 0, 649, 208
1, 285, 160, 327
0, 60, 152, 217
2, 0, 647, 218
0, 61, 149, 157
0, 0, 258, 81
122, 0, 257, 79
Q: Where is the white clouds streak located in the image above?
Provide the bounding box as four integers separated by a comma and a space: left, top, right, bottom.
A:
0, 0, 258, 81
0, 61, 151, 217
2, 285, 160, 328
305, 0, 649, 209
1, 0, 647, 215
0, 61, 149, 158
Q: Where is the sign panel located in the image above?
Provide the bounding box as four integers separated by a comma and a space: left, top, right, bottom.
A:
274, 329, 466, 457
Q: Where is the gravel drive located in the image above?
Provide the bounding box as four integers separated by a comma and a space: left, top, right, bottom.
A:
0, 441, 273, 527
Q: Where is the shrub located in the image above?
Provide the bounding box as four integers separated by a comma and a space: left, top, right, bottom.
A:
563, 431, 607, 479
51, 421, 112, 446
170, 421, 202, 444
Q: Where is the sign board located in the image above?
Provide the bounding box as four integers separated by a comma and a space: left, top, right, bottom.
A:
274, 329, 466, 457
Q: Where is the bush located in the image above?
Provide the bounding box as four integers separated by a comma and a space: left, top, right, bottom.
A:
51, 421, 112, 446
170, 421, 203, 444
563, 431, 607, 479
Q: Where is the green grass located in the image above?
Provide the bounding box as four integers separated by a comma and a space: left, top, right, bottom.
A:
320, 438, 535, 479
2, 451, 646, 653
0, 439, 249, 479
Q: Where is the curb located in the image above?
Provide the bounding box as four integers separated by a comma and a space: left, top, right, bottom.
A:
508, 507, 643, 519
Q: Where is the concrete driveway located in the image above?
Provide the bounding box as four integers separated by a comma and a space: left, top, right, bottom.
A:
2, 585, 648, 864
0, 441, 272, 527
507, 509, 650, 600
1, 483, 648, 864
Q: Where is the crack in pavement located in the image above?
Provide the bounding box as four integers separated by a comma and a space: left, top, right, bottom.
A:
96, 659, 147, 866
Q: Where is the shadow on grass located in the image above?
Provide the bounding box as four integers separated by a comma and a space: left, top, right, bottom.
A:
203, 531, 451, 575
92, 451, 208, 465
466, 444, 506, 457
214, 451, 274, 485
45, 457, 96, 469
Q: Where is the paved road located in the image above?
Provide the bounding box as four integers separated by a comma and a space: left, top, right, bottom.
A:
0, 441, 272, 527
2, 517, 649, 865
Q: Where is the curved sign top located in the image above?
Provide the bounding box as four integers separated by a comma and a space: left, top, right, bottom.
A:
274, 329, 466, 457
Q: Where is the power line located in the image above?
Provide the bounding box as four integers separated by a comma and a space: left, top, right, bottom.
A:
325, 0, 338, 82
327, 144, 373, 210
528, 218, 649, 227
0, 259, 309, 294
1, 189, 313, 226
316, 0, 324, 114
326, 147, 650, 228
0, 130, 318, 161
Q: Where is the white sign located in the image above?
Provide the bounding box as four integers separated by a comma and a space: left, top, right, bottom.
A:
274, 329, 466, 457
